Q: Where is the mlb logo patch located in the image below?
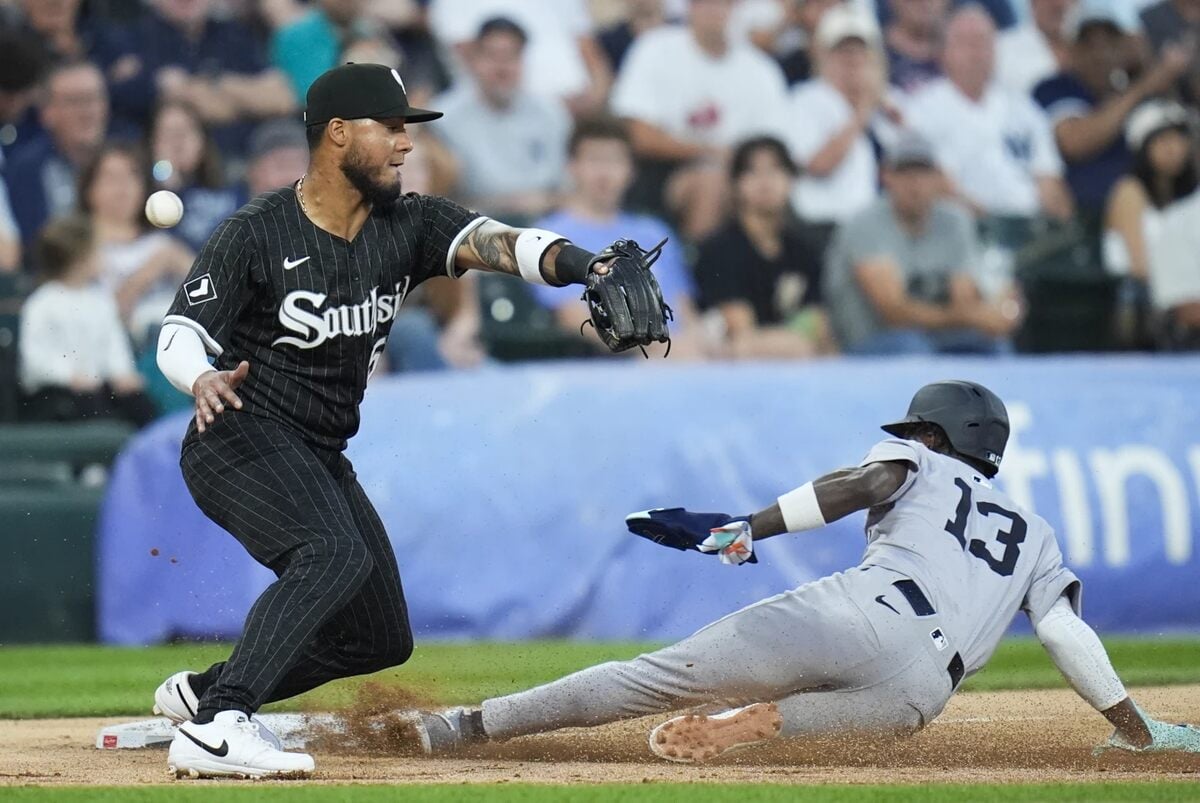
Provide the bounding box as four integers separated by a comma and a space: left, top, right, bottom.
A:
930, 628, 948, 652
102, 734, 118, 749
184, 273, 217, 305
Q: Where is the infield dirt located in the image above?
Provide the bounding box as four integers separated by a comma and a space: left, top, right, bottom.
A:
2, 685, 1199, 787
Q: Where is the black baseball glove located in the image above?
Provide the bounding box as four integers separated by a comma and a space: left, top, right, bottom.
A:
581, 238, 673, 355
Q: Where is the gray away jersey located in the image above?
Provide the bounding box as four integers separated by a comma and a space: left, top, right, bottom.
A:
164, 188, 483, 451
859, 439, 1080, 677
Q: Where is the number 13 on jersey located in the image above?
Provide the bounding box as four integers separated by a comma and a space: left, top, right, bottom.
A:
944, 478, 1027, 576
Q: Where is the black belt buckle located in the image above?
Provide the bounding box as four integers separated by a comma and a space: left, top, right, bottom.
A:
893, 579, 935, 616
947, 651, 964, 690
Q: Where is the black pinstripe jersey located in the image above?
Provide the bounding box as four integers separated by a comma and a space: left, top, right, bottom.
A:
165, 187, 483, 451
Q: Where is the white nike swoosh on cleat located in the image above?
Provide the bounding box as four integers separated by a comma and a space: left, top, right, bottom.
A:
283, 256, 310, 270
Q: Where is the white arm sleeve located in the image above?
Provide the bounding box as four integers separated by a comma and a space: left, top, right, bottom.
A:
1033, 596, 1127, 712
156, 322, 215, 397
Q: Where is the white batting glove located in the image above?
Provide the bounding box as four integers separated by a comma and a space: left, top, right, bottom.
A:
698, 521, 755, 566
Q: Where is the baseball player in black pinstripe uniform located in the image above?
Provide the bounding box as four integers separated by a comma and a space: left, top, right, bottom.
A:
151, 63, 669, 779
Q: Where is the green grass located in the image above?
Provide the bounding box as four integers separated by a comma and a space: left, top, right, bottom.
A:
2, 637, 1200, 720
2, 784, 1199, 802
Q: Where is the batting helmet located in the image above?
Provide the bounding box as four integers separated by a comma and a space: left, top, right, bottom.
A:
881, 380, 1009, 474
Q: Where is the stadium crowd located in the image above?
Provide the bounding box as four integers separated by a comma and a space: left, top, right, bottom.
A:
1, 0, 1199, 427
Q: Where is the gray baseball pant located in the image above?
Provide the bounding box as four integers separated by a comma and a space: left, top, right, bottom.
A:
481, 566, 960, 739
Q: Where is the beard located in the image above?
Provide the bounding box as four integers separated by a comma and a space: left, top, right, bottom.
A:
341, 145, 403, 208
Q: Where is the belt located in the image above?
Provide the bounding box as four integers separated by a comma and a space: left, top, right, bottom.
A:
891, 579, 965, 690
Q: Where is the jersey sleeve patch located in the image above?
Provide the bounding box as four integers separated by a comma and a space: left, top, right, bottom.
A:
183, 273, 218, 305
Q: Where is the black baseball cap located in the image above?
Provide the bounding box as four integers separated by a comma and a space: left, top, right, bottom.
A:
304, 63, 442, 127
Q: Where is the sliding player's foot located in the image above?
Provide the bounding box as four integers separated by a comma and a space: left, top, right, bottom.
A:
649, 702, 782, 763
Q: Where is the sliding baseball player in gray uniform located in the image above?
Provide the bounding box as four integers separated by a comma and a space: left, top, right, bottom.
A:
413, 380, 1200, 761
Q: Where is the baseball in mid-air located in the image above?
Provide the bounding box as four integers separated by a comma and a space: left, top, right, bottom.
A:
145, 190, 184, 228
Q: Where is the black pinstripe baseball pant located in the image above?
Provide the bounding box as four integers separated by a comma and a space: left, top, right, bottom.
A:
179, 411, 413, 721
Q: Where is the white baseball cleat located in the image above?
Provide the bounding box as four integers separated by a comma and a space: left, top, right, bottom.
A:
168, 710, 314, 779
648, 702, 782, 763
153, 671, 200, 724
153, 670, 283, 749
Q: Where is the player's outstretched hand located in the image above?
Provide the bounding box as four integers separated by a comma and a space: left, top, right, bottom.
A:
626, 508, 757, 564
192, 360, 249, 433
1096, 711, 1200, 755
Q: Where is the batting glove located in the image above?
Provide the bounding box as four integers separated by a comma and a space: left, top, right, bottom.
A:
1095, 708, 1200, 755
698, 520, 756, 566
625, 508, 757, 564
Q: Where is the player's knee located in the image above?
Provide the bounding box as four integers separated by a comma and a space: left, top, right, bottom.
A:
380, 631, 414, 668
328, 539, 375, 591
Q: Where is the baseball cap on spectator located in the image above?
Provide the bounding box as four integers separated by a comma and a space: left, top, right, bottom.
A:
1062, 0, 1140, 42
815, 4, 882, 49
477, 16, 528, 46
885, 131, 939, 170
1125, 100, 1192, 151
249, 118, 307, 161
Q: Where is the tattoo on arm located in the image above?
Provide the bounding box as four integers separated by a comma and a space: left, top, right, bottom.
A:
458, 220, 520, 276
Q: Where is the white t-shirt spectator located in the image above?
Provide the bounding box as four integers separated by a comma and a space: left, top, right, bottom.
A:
19, 282, 137, 392
995, 23, 1058, 97
906, 78, 1063, 217
431, 86, 570, 203
785, 78, 881, 224
611, 25, 789, 147
428, 0, 593, 99
1148, 190, 1200, 310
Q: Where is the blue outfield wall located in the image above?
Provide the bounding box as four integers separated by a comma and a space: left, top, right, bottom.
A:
97, 356, 1200, 644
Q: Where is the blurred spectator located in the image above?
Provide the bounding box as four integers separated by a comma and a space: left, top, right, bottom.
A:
1034, 0, 1193, 218
884, 0, 949, 92
9, 0, 133, 78
907, 6, 1073, 222
79, 142, 194, 344
1104, 101, 1196, 284
244, 118, 308, 196
18, 214, 156, 426
785, 4, 893, 250
1148, 182, 1200, 348
598, 0, 669, 73
746, 0, 845, 86
611, 0, 789, 239
0, 30, 48, 156
0, 31, 50, 271
148, 100, 242, 251
1140, 0, 1200, 103
431, 17, 570, 223
822, 132, 1020, 355
694, 136, 831, 358
995, 0, 1074, 96
272, 0, 389, 101
119, 0, 296, 157
0, 180, 16, 271
530, 116, 701, 357
7, 60, 110, 252
429, 0, 612, 115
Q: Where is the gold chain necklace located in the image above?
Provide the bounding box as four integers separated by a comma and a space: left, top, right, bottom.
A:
296, 174, 308, 214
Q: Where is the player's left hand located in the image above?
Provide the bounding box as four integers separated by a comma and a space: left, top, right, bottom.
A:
582, 238, 673, 355
625, 508, 757, 564
1096, 713, 1200, 754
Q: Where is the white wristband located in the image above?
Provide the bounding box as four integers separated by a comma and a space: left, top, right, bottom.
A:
514, 228, 567, 286
778, 481, 826, 532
